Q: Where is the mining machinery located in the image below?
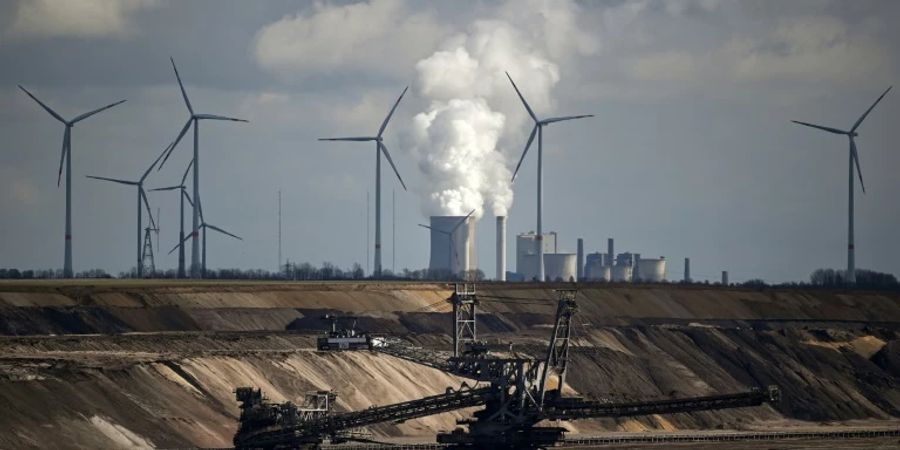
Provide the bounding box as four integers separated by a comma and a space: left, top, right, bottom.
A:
234, 285, 780, 449
316, 314, 381, 351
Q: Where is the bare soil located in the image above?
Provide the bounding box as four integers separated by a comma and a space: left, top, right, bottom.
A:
1, 281, 898, 449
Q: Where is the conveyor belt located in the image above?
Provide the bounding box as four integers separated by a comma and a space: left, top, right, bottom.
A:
542, 387, 778, 420
235, 386, 494, 448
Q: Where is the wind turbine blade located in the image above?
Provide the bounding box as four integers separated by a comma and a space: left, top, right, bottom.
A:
505, 72, 538, 122
158, 119, 192, 171
541, 114, 594, 125
182, 189, 194, 207
18, 85, 66, 123
378, 142, 407, 191
141, 188, 156, 230
57, 127, 69, 187
71, 99, 127, 123
451, 209, 476, 232
194, 113, 248, 122
790, 120, 847, 135
169, 233, 191, 255
850, 138, 865, 194
851, 86, 892, 132
318, 137, 376, 142
181, 159, 193, 185
141, 144, 168, 182
205, 224, 242, 240
511, 125, 538, 182
170, 57, 193, 115
86, 175, 138, 186
150, 185, 182, 192
378, 86, 408, 137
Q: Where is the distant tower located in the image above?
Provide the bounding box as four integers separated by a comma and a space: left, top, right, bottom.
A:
576, 238, 584, 281
684, 257, 691, 283
607, 238, 614, 266
722, 270, 729, 286
496, 216, 507, 281
277, 190, 282, 272
140, 227, 156, 277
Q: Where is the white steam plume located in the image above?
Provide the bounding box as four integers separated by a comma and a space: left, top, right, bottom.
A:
410, 18, 562, 218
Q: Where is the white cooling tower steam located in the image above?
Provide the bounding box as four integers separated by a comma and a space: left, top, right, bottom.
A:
409, 3, 595, 218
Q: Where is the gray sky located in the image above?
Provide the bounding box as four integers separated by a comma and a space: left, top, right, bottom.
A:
0, 0, 898, 283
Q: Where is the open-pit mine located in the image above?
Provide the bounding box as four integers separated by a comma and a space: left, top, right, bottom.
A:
1, 280, 899, 449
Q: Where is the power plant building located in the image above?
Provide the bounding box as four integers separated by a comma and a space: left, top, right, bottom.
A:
428, 215, 476, 276
516, 232, 557, 281
581, 238, 666, 283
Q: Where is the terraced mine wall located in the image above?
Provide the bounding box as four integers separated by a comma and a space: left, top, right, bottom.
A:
1, 281, 898, 448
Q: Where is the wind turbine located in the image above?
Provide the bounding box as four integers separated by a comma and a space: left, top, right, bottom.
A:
792, 86, 892, 285
418, 209, 475, 279
151, 160, 194, 278
319, 87, 409, 278
86, 151, 163, 278
156, 57, 248, 278
18, 85, 126, 278
169, 195, 241, 278
506, 72, 593, 282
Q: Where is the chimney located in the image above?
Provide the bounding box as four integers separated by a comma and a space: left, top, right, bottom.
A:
576, 238, 584, 281
607, 238, 614, 266
496, 216, 506, 281
684, 257, 691, 282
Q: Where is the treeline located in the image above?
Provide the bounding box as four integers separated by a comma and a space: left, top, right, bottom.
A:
809, 268, 899, 289
0, 268, 112, 279
1, 265, 896, 290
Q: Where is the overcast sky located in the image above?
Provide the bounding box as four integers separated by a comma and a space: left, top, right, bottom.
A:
0, 0, 898, 282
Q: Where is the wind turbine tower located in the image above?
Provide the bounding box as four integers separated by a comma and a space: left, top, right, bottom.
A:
157, 57, 248, 278
18, 86, 126, 277
506, 72, 594, 282
319, 87, 409, 278
792, 86, 891, 284
151, 160, 193, 278
87, 151, 163, 278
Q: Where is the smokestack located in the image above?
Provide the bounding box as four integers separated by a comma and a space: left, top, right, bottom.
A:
684, 257, 691, 282
576, 238, 584, 281
607, 238, 614, 266
496, 216, 506, 281
721, 270, 729, 286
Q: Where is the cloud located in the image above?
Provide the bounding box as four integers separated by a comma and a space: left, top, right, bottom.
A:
254, 0, 449, 80
726, 16, 891, 82
7, 0, 157, 39
628, 51, 698, 81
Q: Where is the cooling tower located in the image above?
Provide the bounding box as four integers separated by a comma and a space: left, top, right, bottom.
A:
496, 216, 506, 281
429, 215, 476, 276
586, 263, 611, 281
611, 264, 632, 282
635, 257, 666, 282
545, 253, 577, 282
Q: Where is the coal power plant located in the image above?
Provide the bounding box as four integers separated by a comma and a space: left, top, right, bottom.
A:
3, 2, 900, 450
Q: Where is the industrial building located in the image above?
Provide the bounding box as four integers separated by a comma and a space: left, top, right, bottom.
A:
515, 231, 558, 281
428, 215, 476, 276
581, 238, 667, 283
